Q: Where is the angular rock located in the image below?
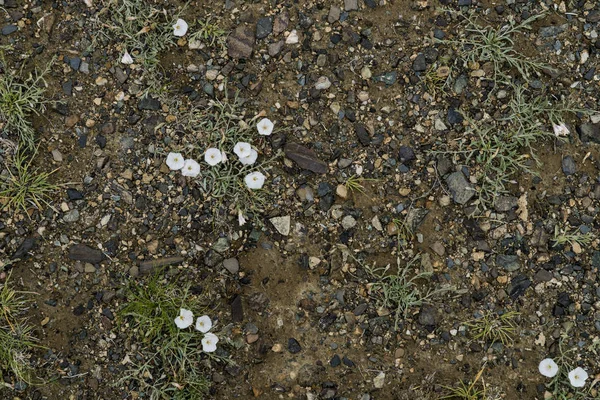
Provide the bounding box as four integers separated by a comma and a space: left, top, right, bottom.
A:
228, 25, 255, 59
11, 237, 37, 259
496, 254, 520, 272
68, 244, 105, 264
578, 122, 600, 143
138, 96, 161, 111
412, 54, 427, 72
344, 0, 358, 11
223, 258, 239, 274
328, 5, 341, 23
256, 17, 272, 39
561, 156, 576, 175
273, 12, 289, 35
288, 338, 302, 353
270, 216, 291, 236
446, 172, 474, 204
494, 196, 518, 212
284, 143, 328, 174
355, 124, 370, 146
231, 295, 244, 323
398, 146, 415, 164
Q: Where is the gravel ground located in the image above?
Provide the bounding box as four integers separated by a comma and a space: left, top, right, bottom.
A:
1, 0, 600, 399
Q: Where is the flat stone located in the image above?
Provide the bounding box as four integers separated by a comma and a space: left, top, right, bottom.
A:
270, 216, 291, 236
2, 25, 17, 35
355, 124, 370, 146
231, 295, 244, 323
328, 5, 341, 23
412, 54, 427, 72
273, 12, 289, 35
496, 254, 520, 272
344, 0, 358, 11
562, 156, 576, 175
139, 256, 184, 275
256, 17, 272, 39
287, 338, 302, 353
315, 76, 332, 90
284, 143, 328, 174
228, 25, 255, 59
223, 258, 239, 274
494, 196, 518, 212
446, 172, 474, 204
63, 210, 80, 222
138, 96, 161, 111
268, 40, 284, 56
68, 244, 104, 264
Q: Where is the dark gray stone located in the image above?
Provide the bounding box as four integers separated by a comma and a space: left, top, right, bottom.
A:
288, 338, 302, 353
355, 124, 370, 146
539, 25, 567, 38
138, 96, 161, 111
68, 244, 105, 264
578, 123, 600, 143
562, 155, 576, 175
1, 25, 17, 35
446, 172, 474, 204
417, 305, 437, 327
284, 143, 328, 173
256, 17, 272, 39
412, 54, 427, 72
496, 254, 520, 272
494, 196, 518, 212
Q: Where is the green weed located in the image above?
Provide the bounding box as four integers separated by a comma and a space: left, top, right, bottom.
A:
465, 311, 519, 345
552, 225, 595, 249
439, 12, 551, 84
181, 94, 280, 226
0, 274, 39, 386
118, 273, 210, 399
0, 147, 58, 215
189, 16, 227, 48
440, 367, 487, 400
0, 53, 53, 149
364, 255, 452, 330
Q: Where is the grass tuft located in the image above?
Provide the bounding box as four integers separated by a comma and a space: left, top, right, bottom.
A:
364, 255, 452, 330
552, 225, 595, 249
0, 273, 39, 386
181, 93, 280, 226
189, 16, 227, 49
440, 367, 487, 400
464, 311, 519, 345
439, 12, 551, 84
118, 273, 211, 399
0, 53, 53, 150
0, 147, 58, 215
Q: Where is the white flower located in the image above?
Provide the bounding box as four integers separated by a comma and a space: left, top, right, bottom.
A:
257, 118, 274, 136
239, 149, 258, 165
166, 152, 185, 170
204, 148, 222, 166
221, 150, 228, 163
538, 359, 559, 378
568, 367, 588, 388
181, 159, 201, 177
174, 308, 193, 329
238, 209, 246, 226
234, 142, 252, 159
195, 315, 212, 333
173, 18, 188, 37
121, 50, 134, 65
202, 332, 219, 353
553, 122, 570, 138
244, 171, 265, 190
